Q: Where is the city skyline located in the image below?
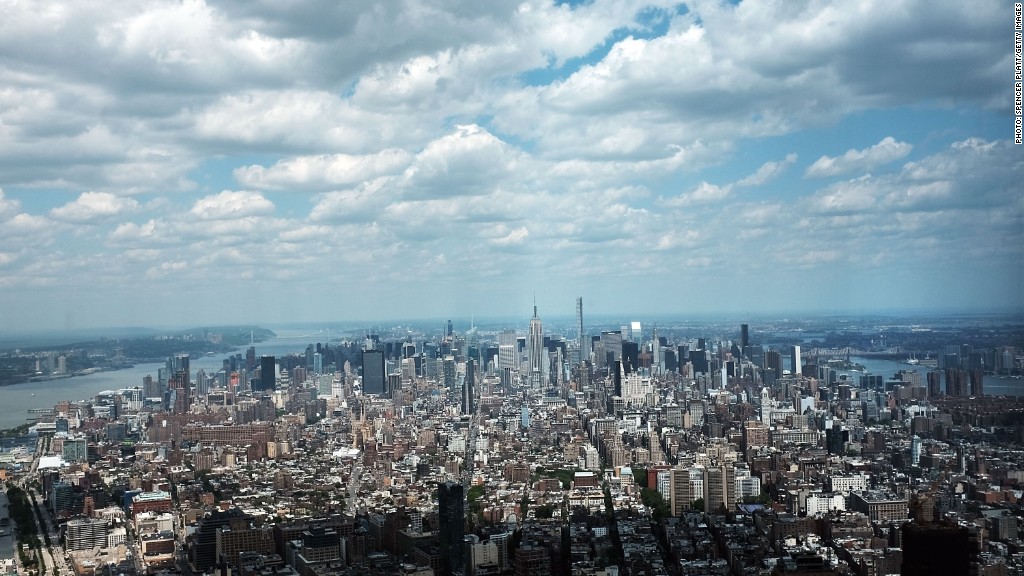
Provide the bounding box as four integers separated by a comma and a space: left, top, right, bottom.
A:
0, 0, 1020, 331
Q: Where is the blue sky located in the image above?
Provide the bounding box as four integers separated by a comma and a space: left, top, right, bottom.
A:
0, 0, 1020, 331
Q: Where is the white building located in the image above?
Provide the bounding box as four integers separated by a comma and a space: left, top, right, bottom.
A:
805, 493, 846, 516
827, 473, 870, 494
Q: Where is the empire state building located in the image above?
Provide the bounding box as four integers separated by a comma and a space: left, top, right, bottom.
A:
527, 305, 544, 389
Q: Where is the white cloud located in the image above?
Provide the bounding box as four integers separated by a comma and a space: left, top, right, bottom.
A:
400, 124, 525, 199
737, 154, 797, 187
489, 226, 529, 246
309, 185, 384, 223
661, 181, 732, 207
190, 191, 274, 220
50, 192, 139, 223
806, 137, 913, 178
235, 149, 412, 191
808, 175, 879, 214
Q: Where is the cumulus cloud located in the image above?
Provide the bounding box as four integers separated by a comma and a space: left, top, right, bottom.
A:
0, 0, 1016, 327
235, 149, 413, 191
489, 226, 530, 246
660, 181, 732, 207
806, 137, 913, 178
190, 191, 274, 220
399, 124, 526, 199
737, 154, 797, 187
50, 192, 140, 223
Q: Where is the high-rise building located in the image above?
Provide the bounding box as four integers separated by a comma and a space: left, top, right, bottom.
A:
740, 324, 749, 349
576, 297, 586, 364
704, 463, 736, 513
438, 482, 465, 576
790, 345, 802, 376
257, 356, 276, 392
362, 349, 386, 395
621, 341, 639, 374
901, 523, 971, 576
527, 306, 544, 389
498, 330, 517, 372
765, 348, 778, 379
652, 326, 662, 372
462, 359, 476, 415
670, 467, 705, 516
175, 354, 190, 381
442, 355, 456, 390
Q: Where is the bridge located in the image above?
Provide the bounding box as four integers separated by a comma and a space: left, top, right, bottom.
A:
804, 346, 909, 359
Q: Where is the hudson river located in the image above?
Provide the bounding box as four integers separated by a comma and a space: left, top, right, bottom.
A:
0, 338, 1020, 431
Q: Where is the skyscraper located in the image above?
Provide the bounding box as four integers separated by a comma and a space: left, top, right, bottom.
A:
740, 324, 749, 349
438, 482, 465, 576
175, 354, 190, 382
362, 349, 386, 395
576, 297, 586, 364
462, 359, 475, 415
791, 345, 802, 376
258, 355, 276, 392
527, 305, 544, 389
442, 355, 456, 390
498, 330, 517, 372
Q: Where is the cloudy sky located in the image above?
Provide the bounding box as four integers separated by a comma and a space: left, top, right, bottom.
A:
0, 0, 1020, 332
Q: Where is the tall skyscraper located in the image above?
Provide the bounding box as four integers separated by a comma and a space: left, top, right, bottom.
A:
258, 355, 276, 392
174, 354, 190, 382
498, 330, 517, 372
527, 305, 544, 389
245, 347, 256, 371
438, 482, 465, 576
362, 349, 386, 395
305, 345, 314, 370
576, 297, 585, 364
462, 359, 476, 415
652, 326, 662, 372
740, 324, 749, 349
791, 345, 802, 376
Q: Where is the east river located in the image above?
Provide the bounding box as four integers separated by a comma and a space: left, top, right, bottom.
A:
0, 336, 1020, 431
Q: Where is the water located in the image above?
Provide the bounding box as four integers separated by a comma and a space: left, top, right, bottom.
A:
844, 357, 1023, 397
0, 329, 328, 431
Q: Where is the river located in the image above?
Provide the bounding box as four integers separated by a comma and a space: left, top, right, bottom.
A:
844, 356, 1023, 397
0, 329, 330, 430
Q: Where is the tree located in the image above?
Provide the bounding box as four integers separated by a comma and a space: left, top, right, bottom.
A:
690, 498, 704, 512
639, 488, 669, 521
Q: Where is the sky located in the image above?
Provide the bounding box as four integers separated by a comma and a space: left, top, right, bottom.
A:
0, 0, 1021, 332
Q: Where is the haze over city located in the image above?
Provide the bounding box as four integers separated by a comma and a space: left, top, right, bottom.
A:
0, 0, 1020, 332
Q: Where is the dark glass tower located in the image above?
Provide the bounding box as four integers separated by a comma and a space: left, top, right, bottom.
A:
901, 522, 971, 576
259, 355, 276, 392
438, 482, 465, 576
362, 349, 386, 395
